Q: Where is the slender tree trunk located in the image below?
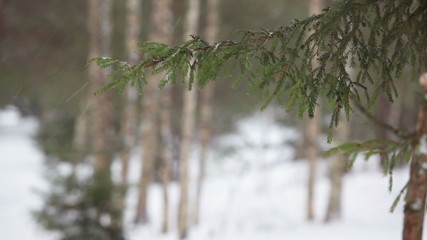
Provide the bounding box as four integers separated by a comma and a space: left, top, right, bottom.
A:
118, 0, 141, 226
178, 0, 200, 238
306, 107, 320, 221
135, 0, 173, 224
324, 120, 349, 222
158, 0, 175, 227
135, 74, 160, 224
73, 0, 101, 159
193, 0, 219, 226
90, 0, 114, 173
402, 73, 427, 240
92, 0, 114, 197
159, 87, 174, 233
88, 0, 119, 234
324, 66, 353, 222
159, 92, 173, 232
160, 155, 171, 233
160, 149, 171, 233
306, 0, 324, 221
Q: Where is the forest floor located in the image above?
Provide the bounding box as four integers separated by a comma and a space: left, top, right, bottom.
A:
0, 107, 421, 240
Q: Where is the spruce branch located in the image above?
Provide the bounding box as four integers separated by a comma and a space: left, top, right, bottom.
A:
92, 0, 427, 130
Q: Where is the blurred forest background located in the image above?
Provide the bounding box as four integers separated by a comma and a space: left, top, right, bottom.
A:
0, 0, 424, 240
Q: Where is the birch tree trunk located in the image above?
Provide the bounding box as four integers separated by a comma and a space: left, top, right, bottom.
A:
159, 67, 174, 232
135, 0, 173, 224
88, 0, 117, 232
92, 0, 114, 198
324, 120, 348, 222
73, 0, 101, 159
178, 0, 200, 238
193, 0, 219, 226
158, 0, 175, 228
119, 0, 141, 225
402, 73, 427, 240
159, 89, 173, 232
324, 66, 353, 222
306, 0, 324, 221
306, 108, 320, 221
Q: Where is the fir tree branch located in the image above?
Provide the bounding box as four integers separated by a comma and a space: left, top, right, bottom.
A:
403, 5, 427, 69
92, 0, 427, 131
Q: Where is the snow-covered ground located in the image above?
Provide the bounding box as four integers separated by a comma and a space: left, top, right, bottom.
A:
0, 106, 56, 240
0, 106, 420, 240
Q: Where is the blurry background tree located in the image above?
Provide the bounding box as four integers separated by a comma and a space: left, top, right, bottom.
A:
305, 0, 325, 221
193, 0, 219, 227
117, 0, 142, 227
134, 0, 174, 225
177, 0, 200, 238
1, 0, 425, 240
92, 0, 426, 239
34, 0, 124, 239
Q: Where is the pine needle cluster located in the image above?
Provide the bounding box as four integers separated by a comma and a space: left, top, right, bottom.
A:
93, 0, 426, 134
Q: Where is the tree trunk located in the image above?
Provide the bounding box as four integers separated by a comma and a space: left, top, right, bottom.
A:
402, 73, 427, 240
159, 97, 172, 232
157, 0, 175, 227
193, 0, 219, 226
306, 107, 320, 221
91, 0, 114, 180
178, 0, 200, 238
118, 0, 141, 226
324, 66, 354, 222
134, 73, 160, 224
88, 0, 118, 234
135, 0, 173, 224
73, 0, 102, 159
306, 0, 324, 221
160, 148, 171, 233
324, 120, 349, 222
159, 87, 174, 233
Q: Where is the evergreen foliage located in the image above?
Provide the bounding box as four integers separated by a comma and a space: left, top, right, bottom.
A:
34, 169, 124, 240
323, 139, 412, 190
36, 113, 76, 162
93, 0, 427, 142
35, 116, 123, 240
92, 0, 427, 212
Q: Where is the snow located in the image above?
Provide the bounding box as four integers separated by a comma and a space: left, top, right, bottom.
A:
0, 106, 56, 240
123, 159, 411, 240
0, 106, 422, 240
0, 106, 20, 127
